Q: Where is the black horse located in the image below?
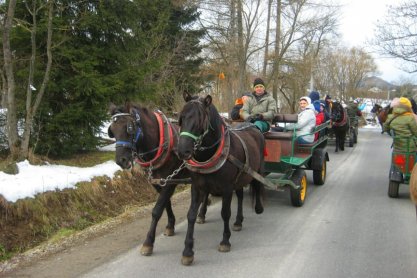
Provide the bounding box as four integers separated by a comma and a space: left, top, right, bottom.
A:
108, 103, 205, 256
177, 92, 265, 265
331, 101, 349, 152
371, 103, 392, 134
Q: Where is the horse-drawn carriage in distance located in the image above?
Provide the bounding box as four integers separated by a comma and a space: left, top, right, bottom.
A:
389, 136, 417, 198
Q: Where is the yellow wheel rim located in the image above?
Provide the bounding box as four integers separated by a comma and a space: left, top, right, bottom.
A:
300, 175, 307, 201
321, 161, 326, 180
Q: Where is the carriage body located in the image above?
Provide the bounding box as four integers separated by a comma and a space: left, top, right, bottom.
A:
388, 136, 417, 197
262, 114, 330, 206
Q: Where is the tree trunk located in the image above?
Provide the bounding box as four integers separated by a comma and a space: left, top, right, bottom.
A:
20, 0, 54, 159
263, 0, 273, 77
236, 0, 246, 95
2, 0, 19, 159
272, 0, 281, 101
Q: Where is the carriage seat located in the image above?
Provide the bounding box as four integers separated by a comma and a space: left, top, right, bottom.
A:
264, 131, 294, 140
272, 113, 298, 124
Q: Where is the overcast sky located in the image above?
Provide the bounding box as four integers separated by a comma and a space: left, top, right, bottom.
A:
339, 0, 417, 83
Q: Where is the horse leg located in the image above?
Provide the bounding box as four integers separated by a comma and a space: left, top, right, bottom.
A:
251, 179, 264, 214
197, 191, 209, 224
164, 198, 175, 236
218, 191, 233, 252
181, 183, 202, 266
232, 188, 244, 231
340, 133, 345, 151
140, 184, 176, 256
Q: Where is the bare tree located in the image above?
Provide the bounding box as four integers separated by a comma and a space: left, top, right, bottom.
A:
373, 0, 417, 73
315, 47, 377, 101
1, 0, 54, 160
2, 0, 18, 159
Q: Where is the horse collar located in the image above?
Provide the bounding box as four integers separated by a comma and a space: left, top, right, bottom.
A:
134, 111, 174, 169
184, 125, 230, 174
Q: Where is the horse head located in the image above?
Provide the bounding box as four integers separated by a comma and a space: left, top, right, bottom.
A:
177, 92, 222, 160
370, 103, 382, 114
331, 101, 345, 123
108, 103, 157, 169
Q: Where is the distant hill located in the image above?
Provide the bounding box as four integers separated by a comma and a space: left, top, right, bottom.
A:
359, 76, 398, 91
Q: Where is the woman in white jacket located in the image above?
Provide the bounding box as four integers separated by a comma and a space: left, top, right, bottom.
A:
286, 96, 316, 144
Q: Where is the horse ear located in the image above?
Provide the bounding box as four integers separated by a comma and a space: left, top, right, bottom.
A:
204, 95, 212, 107
109, 103, 117, 115
183, 91, 192, 102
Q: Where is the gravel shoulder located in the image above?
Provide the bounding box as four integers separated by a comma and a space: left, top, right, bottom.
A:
1, 189, 193, 278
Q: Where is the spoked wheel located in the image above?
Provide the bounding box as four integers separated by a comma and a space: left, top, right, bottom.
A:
290, 169, 307, 207
388, 180, 400, 198
313, 158, 326, 186
353, 128, 358, 144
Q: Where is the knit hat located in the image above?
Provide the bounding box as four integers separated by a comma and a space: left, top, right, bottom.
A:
309, 91, 320, 102
299, 96, 311, 105
399, 97, 412, 108
253, 78, 265, 88
313, 100, 321, 112
325, 95, 332, 101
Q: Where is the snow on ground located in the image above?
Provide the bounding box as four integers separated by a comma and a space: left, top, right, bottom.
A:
0, 160, 121, 203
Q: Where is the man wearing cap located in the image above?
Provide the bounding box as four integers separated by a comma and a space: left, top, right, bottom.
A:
384, 97, 417, 152
347, 99, 362, 128
285, 96, 316, 144
241, 77, 277, 132
230, 93, 251, 120
324, 95, 332, 121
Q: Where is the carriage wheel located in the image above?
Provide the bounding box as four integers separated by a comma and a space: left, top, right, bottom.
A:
313, 158, 326, 186
348, 129, 354, 147
388, 181, 400, 198
290, 169, 307, 207
353, 128, 358, 144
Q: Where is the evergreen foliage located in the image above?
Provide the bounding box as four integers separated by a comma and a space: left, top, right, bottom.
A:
1, 0, 204, 157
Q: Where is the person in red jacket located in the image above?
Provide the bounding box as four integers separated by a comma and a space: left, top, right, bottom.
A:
313, 100, 325, 141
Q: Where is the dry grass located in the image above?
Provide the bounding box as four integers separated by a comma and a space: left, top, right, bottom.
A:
0, 153, 159, 261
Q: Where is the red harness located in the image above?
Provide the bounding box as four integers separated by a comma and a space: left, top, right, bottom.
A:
332, 109, 347, 127
185, 125, 229, 172
135, 111, 174, 169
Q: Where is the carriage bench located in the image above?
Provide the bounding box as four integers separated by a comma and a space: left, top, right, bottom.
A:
264, 114, 298, 162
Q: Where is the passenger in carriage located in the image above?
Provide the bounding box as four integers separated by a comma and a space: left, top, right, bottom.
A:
347, 99, 362, 127
384, 97, 417, 152
284, 96, 316, 144
241, 77, 277, 133
230, 92, 251, 120
313, 100, 325, 141
323, 95, 332, 121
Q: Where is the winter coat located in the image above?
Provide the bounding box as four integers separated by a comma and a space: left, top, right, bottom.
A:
286, 105, 316, 143
315, 112, 325, 141
241, 92, 277, 123
230, 104, 243, 120
346, 102, 362, 125
384, 105, 417, 152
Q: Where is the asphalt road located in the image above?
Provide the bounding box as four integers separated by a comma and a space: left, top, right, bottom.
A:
82, 127, 417, 278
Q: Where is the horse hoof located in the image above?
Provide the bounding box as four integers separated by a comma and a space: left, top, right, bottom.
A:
164, 228, 175, 236
232, 224, 242, 231
140, 245, 153, 256
218, 244, 231, 252
255, 206, 264, 214
181, 256, 194, 266
196, 216, 205, 224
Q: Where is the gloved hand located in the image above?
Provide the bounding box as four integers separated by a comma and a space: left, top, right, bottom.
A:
254, 114, 264, 121
246, 116, 255, 123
